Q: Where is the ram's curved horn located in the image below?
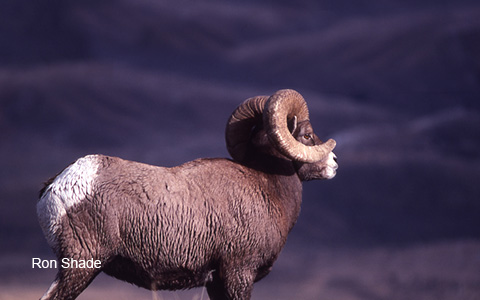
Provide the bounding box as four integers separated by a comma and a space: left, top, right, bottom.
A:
226, 89, 336, 163
225, 96, 269, 162
264, 89, 336, 163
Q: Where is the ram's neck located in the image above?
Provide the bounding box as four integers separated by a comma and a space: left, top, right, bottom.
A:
270, 173, 303, 239
245, 154, 303, 240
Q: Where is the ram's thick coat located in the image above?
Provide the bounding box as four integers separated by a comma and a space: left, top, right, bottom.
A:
38, 89, 337, 300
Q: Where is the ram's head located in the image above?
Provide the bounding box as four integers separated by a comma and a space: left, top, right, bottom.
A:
225, 89, 338, 180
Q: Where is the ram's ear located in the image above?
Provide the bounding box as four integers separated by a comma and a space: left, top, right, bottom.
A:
287, 116, 297, 135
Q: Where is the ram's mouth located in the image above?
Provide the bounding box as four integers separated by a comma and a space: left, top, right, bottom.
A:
322, 152, 338, 179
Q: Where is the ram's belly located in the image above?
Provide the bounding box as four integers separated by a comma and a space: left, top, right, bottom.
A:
112, 212, 218, 290
102, 255, 213, 290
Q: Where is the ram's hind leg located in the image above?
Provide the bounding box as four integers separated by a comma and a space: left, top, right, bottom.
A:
39, 228, 108, 300
40, 266, 100, 300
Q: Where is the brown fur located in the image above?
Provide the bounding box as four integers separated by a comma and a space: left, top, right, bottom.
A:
38, 120, 336, 300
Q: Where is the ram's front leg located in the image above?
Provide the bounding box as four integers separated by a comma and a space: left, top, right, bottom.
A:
206, 267, 255, 300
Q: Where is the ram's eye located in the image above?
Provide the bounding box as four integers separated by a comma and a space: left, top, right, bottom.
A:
303, 134, 311, 140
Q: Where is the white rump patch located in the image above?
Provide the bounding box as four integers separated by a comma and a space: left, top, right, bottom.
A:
37, 155, 101, 247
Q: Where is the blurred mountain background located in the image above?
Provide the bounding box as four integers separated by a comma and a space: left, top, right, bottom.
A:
1, 0, 480, 299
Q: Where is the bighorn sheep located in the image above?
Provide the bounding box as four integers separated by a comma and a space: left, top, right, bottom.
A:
37, 89, 337, 300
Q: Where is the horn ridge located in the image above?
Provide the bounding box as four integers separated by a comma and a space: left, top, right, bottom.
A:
225, 96, 269, 162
